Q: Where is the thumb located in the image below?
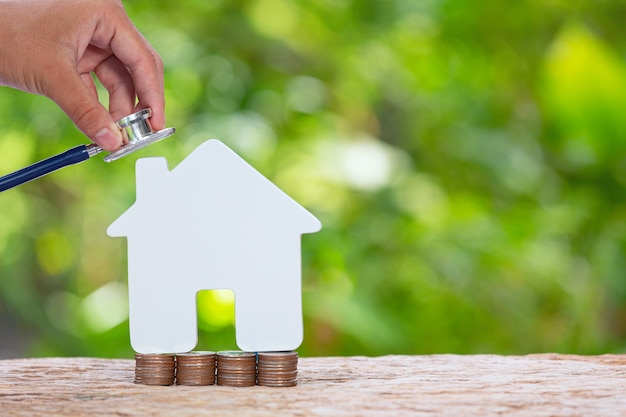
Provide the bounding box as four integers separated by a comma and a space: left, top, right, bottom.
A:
45, 71, 124, 152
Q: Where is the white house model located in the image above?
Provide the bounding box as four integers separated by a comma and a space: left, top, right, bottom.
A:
107, 139, 321, 354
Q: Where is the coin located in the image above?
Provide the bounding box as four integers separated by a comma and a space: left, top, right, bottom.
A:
134, 353, 176, 386
257, 351, 298, 387
176, 351, 216, 386
216, 351, 257, 387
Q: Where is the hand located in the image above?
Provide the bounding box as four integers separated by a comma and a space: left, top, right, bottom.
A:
0, 0, 165, 151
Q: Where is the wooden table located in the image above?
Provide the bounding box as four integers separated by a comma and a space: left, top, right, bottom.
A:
0, 354, 624, 416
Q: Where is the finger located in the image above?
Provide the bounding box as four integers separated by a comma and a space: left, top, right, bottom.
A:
129, 44, 165, 130
78, 45, 135, 135
93, 54, 136, 123
80, 72, 99, 98
106, 23, 165, 130
77, 45, 112, 75
42, 65, 123, 151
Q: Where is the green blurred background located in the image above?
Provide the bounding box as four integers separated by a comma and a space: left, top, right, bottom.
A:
1, 0, 626, 358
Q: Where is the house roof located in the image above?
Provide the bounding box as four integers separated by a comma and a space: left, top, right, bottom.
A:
108, 139, 321, 238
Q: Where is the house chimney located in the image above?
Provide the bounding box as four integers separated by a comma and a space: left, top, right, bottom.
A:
135, 157, 170, 202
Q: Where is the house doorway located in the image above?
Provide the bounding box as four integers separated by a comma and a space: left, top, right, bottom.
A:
195, 289, 237, 351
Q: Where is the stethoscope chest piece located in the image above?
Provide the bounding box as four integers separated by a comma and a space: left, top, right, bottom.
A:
104, 108, 176, 162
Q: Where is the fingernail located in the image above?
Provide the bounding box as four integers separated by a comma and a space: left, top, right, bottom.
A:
94, 125, 124, 151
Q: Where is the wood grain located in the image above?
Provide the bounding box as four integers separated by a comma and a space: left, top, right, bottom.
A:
0, 354, 625, 416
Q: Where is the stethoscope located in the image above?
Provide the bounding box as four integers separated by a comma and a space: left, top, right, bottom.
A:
0, 108, 175, 192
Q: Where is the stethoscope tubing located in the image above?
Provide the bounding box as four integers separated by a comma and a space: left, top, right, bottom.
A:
0, 144, 97, 192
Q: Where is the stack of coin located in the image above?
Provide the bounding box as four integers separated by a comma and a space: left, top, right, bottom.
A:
176, 351, 216, 386
216, 351, 257, 387
257, 351, 298, 387
134, 353, 176, 386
